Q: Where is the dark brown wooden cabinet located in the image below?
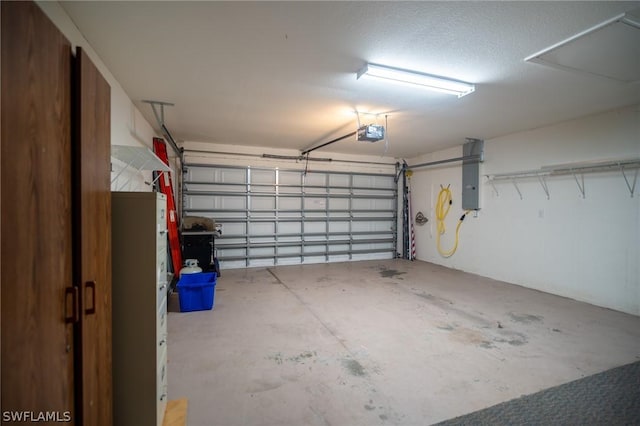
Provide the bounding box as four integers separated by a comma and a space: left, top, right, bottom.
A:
1, 2, 112, 424
74, 48, 113, 425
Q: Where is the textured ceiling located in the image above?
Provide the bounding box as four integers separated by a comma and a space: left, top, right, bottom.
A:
60, 1, 640, 159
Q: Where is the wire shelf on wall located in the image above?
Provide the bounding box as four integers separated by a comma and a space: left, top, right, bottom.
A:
111, 145, 171, 191
485, 158, 640, 199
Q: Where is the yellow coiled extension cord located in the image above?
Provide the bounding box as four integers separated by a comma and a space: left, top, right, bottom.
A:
435, 185, 471, 257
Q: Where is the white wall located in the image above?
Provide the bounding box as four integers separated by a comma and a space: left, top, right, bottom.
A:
409, 105, 640, 315
37, 1, 162, 192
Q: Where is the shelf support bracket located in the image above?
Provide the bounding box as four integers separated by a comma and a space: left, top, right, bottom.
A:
111, 156, 137, 186
572, 170, 585, 198
489, 179, 499, 197
150, 172, 164, 186
620, 165, 638, 197
511, 179, 523, 200
118, 158, 152, 191
537, 174, 550, 199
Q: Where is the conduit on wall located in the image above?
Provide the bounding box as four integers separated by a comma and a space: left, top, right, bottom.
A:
408, 138, 484, 170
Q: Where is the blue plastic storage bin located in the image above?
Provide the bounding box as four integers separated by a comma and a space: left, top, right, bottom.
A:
177, 272, 217, 312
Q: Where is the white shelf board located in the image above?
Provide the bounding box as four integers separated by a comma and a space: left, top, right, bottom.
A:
111, 145, 170, 172
485, 158, 639, 198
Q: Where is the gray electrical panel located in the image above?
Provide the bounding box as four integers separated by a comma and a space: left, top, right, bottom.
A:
462, 138, 484, 210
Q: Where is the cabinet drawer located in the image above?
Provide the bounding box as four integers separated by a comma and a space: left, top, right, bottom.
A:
157, 383, 167, 426
157, 334, 167, 356
157, 324, 167, 353
157, 281, 168, 310
157, 209, 167, 247
157, 342, 167, 375
157, 228, 168, 249
157, 196, 167, 229
157, 387, 167, 426
157, 297, 167, 339
157, 247, 167, 284
157, 348, 167, 388
157, 349, 168, 426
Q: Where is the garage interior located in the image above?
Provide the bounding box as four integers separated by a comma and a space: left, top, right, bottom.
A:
2, 1, 640, 425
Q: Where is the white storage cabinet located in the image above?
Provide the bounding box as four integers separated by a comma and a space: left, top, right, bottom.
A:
112, 192, 168, 426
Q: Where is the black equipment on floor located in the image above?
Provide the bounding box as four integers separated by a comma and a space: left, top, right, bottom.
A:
182, 231, 221, 277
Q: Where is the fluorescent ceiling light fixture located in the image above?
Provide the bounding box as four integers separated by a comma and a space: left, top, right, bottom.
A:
357, 63, 475, 98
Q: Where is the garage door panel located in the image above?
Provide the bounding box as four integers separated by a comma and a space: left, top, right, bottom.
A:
304, 198, 327, 210
352, 252, 389, 261
279, 171, 301, 185
353, 242, 393, 250
250, 170, 275, 184
187, 183, 244, 193
219, 169, 247, 184
219, 248, 246, 258
218, 238, 245, 249
251, 196, 275, 210
304, 245, 326, 254
215, 213, 247, 221
329, 254, 351, 262
278, 245, 303, 254
352, 198, 395, 210
303, 173, 326, 186
248, 258, 275, 267
249, 247, 275, 257
352, 174, 394, 189
279, 187, 301, 194
329, 188, 350, 195
329, 214, 351, 221
187, 195, 246, 211
328, 198, 349, 210
329, 174, 350, 187
305, 235, 328, 242
328, 222, 349, 233
217, 223, 245, 236
186, 194, 247, 212
223, 260, 248, 269
328, 243, 350, 252
352, 221, 394, 232
278, 222, 301, 234
279, 197, 301, 209
357, 188, 396, 197
188, 167, 246, 184
248, 222, 275, 235
304, 222, 326, 234
303, 255, 326, 264
183, 164, 396, 269
278, 257, 302, 265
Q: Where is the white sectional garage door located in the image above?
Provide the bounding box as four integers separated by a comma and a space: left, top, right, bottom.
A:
182, 163, 397, 269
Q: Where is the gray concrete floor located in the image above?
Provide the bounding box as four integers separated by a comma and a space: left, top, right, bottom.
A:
167, 259, 640, 426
